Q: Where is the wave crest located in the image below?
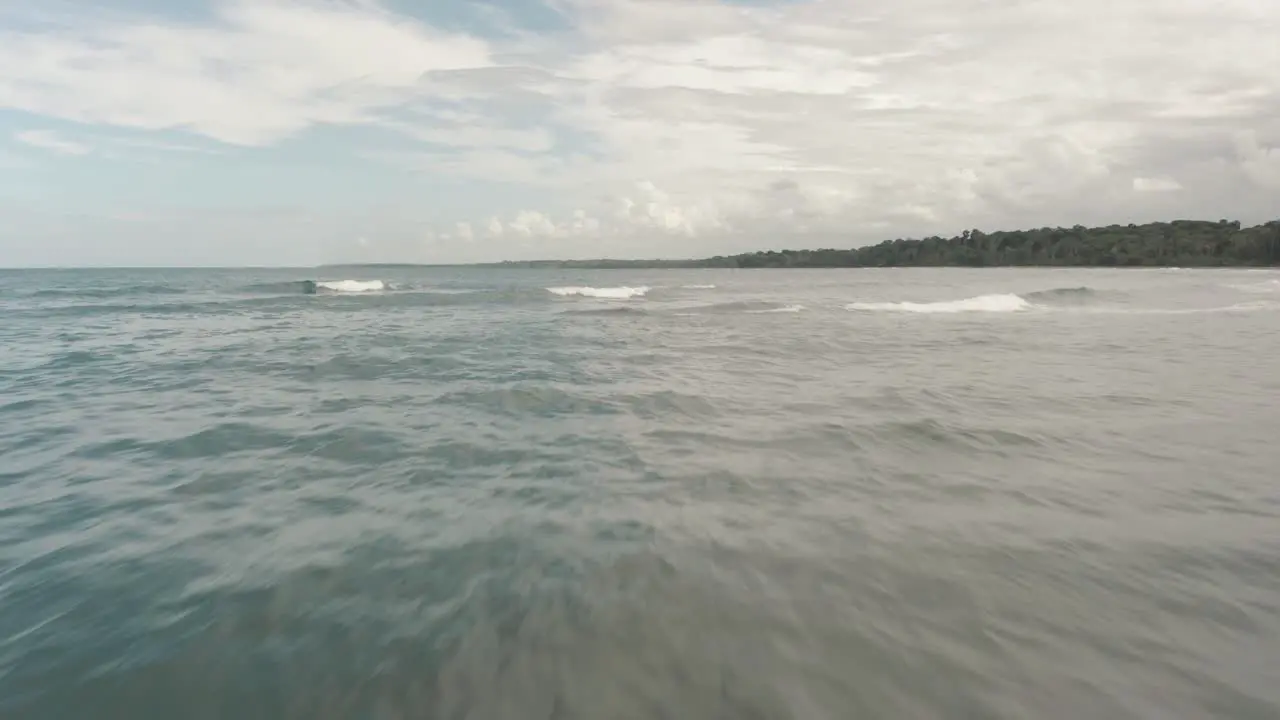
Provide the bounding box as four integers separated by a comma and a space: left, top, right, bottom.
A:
547, 286, 650, 299
317, 280, 388, 293
242, 280, 320, 295
32, 284, 186, 299
1023, 286, 1096, 303
846, 294, 1030, 314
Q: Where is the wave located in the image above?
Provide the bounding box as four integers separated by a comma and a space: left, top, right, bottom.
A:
564, 306, 647, 316
546, 286, 650, 299
239, 281, 488, 297
317, 280, 388, 294
241, 280, 321, 295
682, 284, 717, 290
747, 304, 805, 314
675, 300, 797, 315
846, 294, 1031, 314
1219, 301, 1280, 312
31, 284, 187, 299
418, 288, 482, 295
1023, 286, 1095, 302
240, 279, 387, 295
1231, 279, 1280, 294
1097, 301, 1280, 315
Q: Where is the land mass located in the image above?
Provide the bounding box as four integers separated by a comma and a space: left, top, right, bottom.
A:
488, 218, 1280, 269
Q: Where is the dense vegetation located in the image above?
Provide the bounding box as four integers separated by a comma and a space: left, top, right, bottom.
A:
499, 219, 1280, 268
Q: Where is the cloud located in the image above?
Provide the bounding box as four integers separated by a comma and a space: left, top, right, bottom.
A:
508, 210, 559, 237
408, 0, 1273, 260
486, 217, 505, 238
1133, 177, 1183, 193
0, 0, 493, 146
14, 129, 91, 156
1235, 130, 1280, 189
1, 0, 1279, 265
568, 34, 878, 95
392, 122, 555, 154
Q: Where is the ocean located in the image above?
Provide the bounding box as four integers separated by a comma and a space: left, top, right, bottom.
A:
1, 266, 1278, 719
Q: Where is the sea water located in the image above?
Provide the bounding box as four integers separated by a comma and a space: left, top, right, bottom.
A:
2, 266, 1278, 718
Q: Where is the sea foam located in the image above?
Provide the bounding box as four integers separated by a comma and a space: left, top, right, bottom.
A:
846, 293, 1031, 314
1231, 279, 1280, 294
318, 280, 387, 293
546, 286, 650, 299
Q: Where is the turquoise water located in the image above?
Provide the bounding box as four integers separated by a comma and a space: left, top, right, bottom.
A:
2, 267, 1279, 719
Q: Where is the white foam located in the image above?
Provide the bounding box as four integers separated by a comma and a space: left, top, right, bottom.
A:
1231, 279, 1280, 293
1224, 301, 1280, 312
318, 279, 387, 293
683, 284, 717, 289
1167, 301, 1280, 314
1059, 301, 1280, 315
846, 293, 1031, 314
748, 304, 805, 314
546, 286, 650, 299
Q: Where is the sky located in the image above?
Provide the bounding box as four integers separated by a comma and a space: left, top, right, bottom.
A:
1, 0, 1278, 267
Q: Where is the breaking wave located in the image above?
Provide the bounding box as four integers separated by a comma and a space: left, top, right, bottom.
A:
844, 286, 1280, 317
316, 280, 388, 293
846, 294, 1031, 314
844, 286, 1116, 314
546, 286, 650, 299
241, 280, 388, 295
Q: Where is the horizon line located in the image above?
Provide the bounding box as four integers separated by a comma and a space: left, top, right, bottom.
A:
2, 216, 1273, 271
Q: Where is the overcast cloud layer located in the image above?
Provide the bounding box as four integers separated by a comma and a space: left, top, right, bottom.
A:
1, 0, 1278, 266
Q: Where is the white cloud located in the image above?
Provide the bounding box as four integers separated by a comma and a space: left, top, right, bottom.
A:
486, 217, 505, 238
380, 112, 555, 154
2, 0, 1279, 264
0, 0, 492, 146
568, 209, 601, 235
14, 129, 91, 156
339, 0, 1273, 261
1133, 177, 1183, 193
568, 35, 878, 95
10, 126, 224, 162
609, 180, 728, 236
508, 210, 559, 237
1235, 130, 1280, 190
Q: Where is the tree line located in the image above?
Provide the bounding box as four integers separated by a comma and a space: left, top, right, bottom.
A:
501, 219, 1280, 268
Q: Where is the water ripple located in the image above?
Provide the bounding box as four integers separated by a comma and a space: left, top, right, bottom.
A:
1, 267, 1278, 718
